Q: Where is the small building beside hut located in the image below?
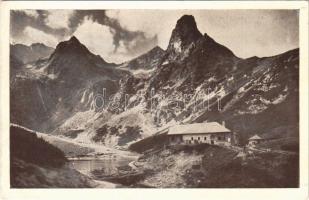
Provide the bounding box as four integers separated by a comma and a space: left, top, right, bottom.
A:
248, 134, 263, 146
167, 122, 236, 146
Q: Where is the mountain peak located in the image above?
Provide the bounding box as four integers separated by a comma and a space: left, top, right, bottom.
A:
47, 36, 113, 77
167, 15, 203, 50
173, 15, 202, 41
49, 36, 113, 67
68, 36, 80, 44
121, 45, 165, 70
31, 43, 45, 47
164, 15, 237, 63
148, 46, 164, 54
51, 36, 90, 58
165, 15, 202, 62
30, 43, 54, 52
176, 15, 197, 30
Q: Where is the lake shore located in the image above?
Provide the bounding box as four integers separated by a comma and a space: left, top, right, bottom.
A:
68, 153, 144, 188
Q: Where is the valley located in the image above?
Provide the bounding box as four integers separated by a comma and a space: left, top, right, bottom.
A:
9, 14, 299, 188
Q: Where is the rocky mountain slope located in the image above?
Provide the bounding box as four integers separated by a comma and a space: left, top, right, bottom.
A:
10, 36, 127, 132
117, 46, 165, 80
119, 15, 299, 147
120, 46, 165, 71
10, 43, 54, 64
10, 15, 299, 150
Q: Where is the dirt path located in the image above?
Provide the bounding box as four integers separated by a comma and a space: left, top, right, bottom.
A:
92, 180, 120, 188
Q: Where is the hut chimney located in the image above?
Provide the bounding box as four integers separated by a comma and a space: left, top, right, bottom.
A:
222, 121, 225, 127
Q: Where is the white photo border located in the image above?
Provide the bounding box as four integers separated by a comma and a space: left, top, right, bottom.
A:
0, 1, 308, 200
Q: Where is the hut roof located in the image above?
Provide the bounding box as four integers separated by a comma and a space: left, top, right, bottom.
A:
248, 134, 263, 140
168, 122, 231, 135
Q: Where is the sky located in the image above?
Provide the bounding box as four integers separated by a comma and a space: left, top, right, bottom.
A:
10, 10, 299, 63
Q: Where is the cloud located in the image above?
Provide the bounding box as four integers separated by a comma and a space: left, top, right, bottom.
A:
73, 17, 120, 62
12, 26, 58, 47
44, 10, 75, 29
67, 10, 158, 61
106, 10, 299, 58
72, 16, 157, 63
17, 10, 39, 18
106, 10, 183, 49
10, 10, 298, 62
11, 10, 159, 63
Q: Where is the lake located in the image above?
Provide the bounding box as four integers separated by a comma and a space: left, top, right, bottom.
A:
69, 157, 136, 178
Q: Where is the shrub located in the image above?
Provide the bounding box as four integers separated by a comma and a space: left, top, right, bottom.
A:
10, 125, 67, 168
118, 126, 142, 146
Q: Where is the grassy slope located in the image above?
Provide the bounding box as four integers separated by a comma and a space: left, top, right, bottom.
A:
129, 133, 167, 153
10, 125, 94, 188
39, 135, 95, 157
10, 125, 67, 168
11, 158, 95, 188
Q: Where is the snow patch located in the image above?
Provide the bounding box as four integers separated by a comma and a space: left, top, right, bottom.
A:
283, 86, 288, 92
216, 87, 226, 98
272, 93, 287, 104
238, 86, 245, 93
259, 97, 271, 105
207, 76, 217, 82
47, 73, 57, 80
173, 40, 182, 53
80, 90, 87, 103
132, 68, 155, 75
162, 60, 169, 65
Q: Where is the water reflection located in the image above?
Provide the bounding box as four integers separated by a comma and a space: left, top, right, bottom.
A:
70, 157, 135, 178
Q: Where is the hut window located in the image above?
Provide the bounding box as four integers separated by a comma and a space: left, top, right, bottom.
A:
198, 137, 200, 140
204, 137, 207, 141
191, 137, 193, 140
